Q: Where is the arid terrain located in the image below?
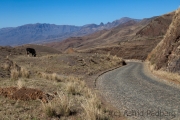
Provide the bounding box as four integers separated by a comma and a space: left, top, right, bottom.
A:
45, 12, 174, 60
0, 44, 126, 119
1, 4, 180, 120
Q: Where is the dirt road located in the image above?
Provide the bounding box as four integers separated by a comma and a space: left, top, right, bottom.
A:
97, 62, 180, 120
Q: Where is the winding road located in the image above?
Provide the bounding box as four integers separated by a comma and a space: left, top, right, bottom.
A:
97, 62, 180, 120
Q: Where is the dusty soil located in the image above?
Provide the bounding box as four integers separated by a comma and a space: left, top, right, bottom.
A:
0, 87, 52, 102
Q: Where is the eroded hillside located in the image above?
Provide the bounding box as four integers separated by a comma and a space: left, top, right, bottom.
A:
148, 9, 180, 74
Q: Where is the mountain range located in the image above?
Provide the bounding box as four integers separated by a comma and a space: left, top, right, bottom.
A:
0, 17, 139, 46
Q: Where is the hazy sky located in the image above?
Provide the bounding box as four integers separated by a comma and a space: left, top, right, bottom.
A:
0, 0, 179, 28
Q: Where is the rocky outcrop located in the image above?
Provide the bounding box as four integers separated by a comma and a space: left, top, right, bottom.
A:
148, 9, 180, 74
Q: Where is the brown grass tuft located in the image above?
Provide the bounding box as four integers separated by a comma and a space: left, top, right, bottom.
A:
148, 62, 180, 83
17, 79, 25, 89
10, 68, 20, 80
82, 92, 108, 120
20, 67, 30, 78
42, 92, 73, 117
2, 62, 11, 70
66, 82, 81, 95
42, 102, 56, 117
38, 72, 62, 82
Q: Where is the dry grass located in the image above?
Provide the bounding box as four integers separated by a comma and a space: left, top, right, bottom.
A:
2, 59, 30, 80
55, 92, 73, 116
38, 72, 62, 82
148, 62, 180, 83
10, 67, 30, 80
0, 53, 124, 119
82, 91, 109, 120
10, 68, 20, 80
66, 82, 77, 95
20, 67, 30, 78
17, 79, 25, 89
51, 73, 58, 81
42, 92, 73, 117
42, 101, 57, 117
2, 62, 11, 70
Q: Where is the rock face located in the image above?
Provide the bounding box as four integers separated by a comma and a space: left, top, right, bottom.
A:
148, 9, 180, 74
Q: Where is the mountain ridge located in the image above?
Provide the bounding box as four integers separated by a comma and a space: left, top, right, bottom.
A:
45, 11, 174, 61
0, 17, 139, 46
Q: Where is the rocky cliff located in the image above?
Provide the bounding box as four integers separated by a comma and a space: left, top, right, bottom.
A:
148, 8, 180, 74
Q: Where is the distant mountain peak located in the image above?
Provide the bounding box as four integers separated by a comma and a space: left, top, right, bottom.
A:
100, 22, 104, 26
0, 17, 140, 46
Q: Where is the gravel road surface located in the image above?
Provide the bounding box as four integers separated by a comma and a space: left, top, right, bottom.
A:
97, 62, 180, 120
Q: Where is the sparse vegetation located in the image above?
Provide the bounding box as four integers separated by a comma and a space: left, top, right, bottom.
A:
147, 62, 180, 84
10, 68, 20, 80
0, 51, 125, 119
66, 82, 79, 95
42, 102, 56, 117
82, 91, 109, 120
20, 67, 30, 78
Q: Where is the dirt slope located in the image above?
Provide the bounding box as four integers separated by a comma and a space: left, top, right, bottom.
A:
148, 9, 180, 74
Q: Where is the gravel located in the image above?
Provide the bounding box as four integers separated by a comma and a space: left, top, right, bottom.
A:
97, 62, 180, 120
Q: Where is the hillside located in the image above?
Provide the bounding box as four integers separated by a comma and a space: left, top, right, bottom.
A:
148, 9, 180, 74
0, 44, 126, 119
46, 12, 174, 60
0, 17, 138, 46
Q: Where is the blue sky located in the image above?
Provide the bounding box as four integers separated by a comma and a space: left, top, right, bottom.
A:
0, 0, 179, 28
